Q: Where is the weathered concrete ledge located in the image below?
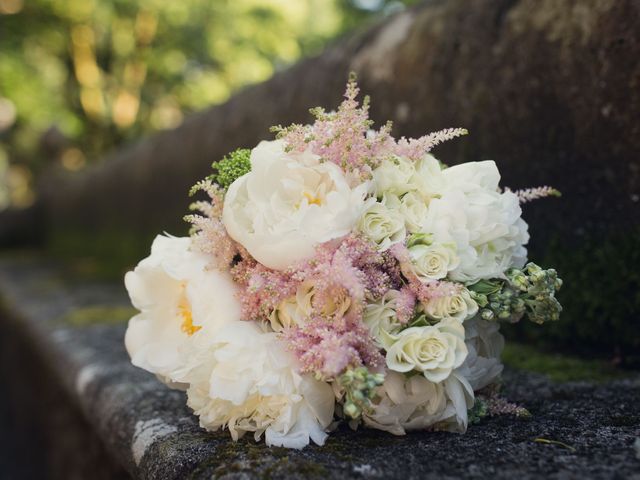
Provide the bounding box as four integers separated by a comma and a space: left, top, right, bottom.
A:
1, 256, 639, 479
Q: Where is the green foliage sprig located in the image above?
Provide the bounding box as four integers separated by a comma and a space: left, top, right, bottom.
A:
211, 148, 251, 189
467, 398, 489, 425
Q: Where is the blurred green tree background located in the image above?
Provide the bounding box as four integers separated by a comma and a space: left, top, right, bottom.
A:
0, 0, 418, 209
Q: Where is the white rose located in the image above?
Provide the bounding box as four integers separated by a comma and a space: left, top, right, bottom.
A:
124, 235, 241, 385
269, 281, 353, 331
385, 319, 468, 383
187, 321, 335, 449
408, 242, 460, 281
362, 370, 474, 435
372, 155, 416, 197
363, 290, 405, 347
222, 140, 369, 270
316, 286, 353, 319
420, 161, 529, 283
358, 195, 406, 251
399, 191, 429, 233
420, 287, 478, 323
410, 153, 447, 198
269, 282, 315, 332
459, 316, 504, 391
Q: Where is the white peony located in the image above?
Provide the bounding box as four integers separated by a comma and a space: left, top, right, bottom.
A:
186, 321, 335, 449
408, 241, 460, 281
222, 140, 369, 270
124, 235, 241, 385
362, 370, 474, 435
419, 161, 529, 283
420, 287, 478, 323
358, 195, 406, 251
362, 290, 405, 347
385, 319, 468, 383
460, 317, 505, 391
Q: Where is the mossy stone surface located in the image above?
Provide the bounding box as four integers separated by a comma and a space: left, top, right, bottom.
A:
502, 342, 628, 383
0, 258, 639, 479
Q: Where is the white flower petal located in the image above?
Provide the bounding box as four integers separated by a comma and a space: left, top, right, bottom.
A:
124, 235, 241, 385
222, 140, 368, 270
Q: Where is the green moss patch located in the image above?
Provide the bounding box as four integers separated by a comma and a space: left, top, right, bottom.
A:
502, 342, 628, 383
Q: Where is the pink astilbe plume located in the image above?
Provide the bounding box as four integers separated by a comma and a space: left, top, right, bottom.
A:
231, 256, 298, 321
283, 315, 384, 380
389, 243, 461, 302
276, 77, 468, 178
506, 186, 561, 204
409, 276, 461, 302
395, 286, 417, 324
394, 128, 469, 160
228, 234, 389, 379
276, 77, 395, 178
303, 241, 368, 313
294, 234, 394, 308
230, 234, 391, 323
485, 396, 531, 417
276, 235, 394, 379
185, 179, 239, 269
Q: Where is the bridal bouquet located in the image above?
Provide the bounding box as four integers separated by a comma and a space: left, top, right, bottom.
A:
124, 78, 562, 449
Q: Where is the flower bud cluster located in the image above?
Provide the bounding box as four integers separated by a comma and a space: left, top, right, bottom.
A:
469, 263, 562, 324
338, 367, 385, 419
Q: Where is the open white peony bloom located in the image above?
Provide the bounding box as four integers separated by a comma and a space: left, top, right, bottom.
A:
124, 235, 241, 385
385, 318, 468, 383
362, 370, 474, 435
460, 317, 505, 391
420, 161, 529, 283
187, 321, 335, 449
222, 140, 369, 270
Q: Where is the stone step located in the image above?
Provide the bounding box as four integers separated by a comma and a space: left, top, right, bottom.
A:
0, 256, 639, 479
